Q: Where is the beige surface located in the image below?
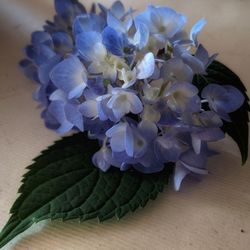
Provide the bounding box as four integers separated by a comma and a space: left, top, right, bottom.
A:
0, 0, 250, 249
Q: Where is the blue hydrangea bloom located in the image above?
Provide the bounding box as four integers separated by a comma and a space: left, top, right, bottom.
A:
20, 0, 245, 191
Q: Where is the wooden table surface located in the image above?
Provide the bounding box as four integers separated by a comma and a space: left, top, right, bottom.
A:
0, 0, 250, 249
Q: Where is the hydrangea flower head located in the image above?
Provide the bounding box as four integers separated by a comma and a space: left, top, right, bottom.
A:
20, 0, 245, 190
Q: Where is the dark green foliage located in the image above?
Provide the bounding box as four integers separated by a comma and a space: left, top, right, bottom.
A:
0, 133, 172, 248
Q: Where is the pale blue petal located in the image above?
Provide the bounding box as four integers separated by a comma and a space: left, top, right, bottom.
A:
154, 136, 182, 162
223, 85, 245, 112
135, 148, 165, 172
123, 16, 133, 32
106, 123, 124, 137
110, 132, 125, 152
97, 99, 108, 121
73, 14, 105, 35
128, 93, 143, 114
107, 11, 125, 33
190, 18, 207, 46
180, 149, 206, 170
47, 101, 73, 134
167, 82, 198, 97
188, 95, 201, 112
80, 100, 98, 118
133, 22, 149, 49
138, 120, 157, 142
173, 163, 190, 191
195, 44, 209, 66
111, 1, 125, 19
157, 6, 187, 38
149, 5, 161, 29
47, 101, 83, 134
97, 95, 117, 122
201, 84, 224, 101
49, 89, 67, 102
64, 103, 84, 131
199, 111, 223, 127
191, 134, 202, 154
135, 8, 151, 29
181, 53, 206, 74
183, 163, 208, 175
170, 30, 191, 45
173, 44, 186, 58
76, 31, 103, 61
173, 44, 206, 74
92, 150, 110, 172
112, 103, 130, 119
92, 148, 112, 172
136, 52, 155, 79
50, 55, 87, 99
195, 44, 218, 68
125, 125, 134, 157
201, 84, 245, 115
161, 58, 193, 82
112, 151, 135, 165
133, 133, 148, 158
38, 55, 61, 84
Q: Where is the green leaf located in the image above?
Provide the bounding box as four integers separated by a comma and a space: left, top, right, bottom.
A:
193, 60, 249, 164
0, 133, 172, 248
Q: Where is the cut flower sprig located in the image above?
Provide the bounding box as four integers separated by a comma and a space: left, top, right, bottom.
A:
20, 0, 245, 190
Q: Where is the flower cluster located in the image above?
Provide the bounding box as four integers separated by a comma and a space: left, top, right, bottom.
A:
20, 0, 244, 190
